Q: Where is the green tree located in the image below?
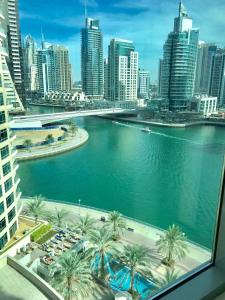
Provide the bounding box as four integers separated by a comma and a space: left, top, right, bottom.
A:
45, 208, 69, 228
88, 227, 118, 280
156, 224, 188, 266
23, 139, 33, 151
105, 210, 127, 240
25, 195, 46, 224
51, 251, 94, 300
45, 134, 54, 144
74, 214, 96, 236
121, 244, 151, 297
69, 122, 78, 136
155, 267, 180, 288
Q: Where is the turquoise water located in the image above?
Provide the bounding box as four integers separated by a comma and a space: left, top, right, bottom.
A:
18, 106, 225, 248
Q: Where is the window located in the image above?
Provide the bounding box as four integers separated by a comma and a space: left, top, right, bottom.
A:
0, 233, 7, 250
0, 202, 4, 214
0, 92, 3, 105
0, 129, 7, 143
4, 178, 12, 193
8, 207, 15, 223
0, 185, 2, 197
2, 162, 11, 176
6, 193, 14, 208
9, 221, 17, 238
1, 145, 9, 159
0, 217, 6, 232
0, 111, 6, 124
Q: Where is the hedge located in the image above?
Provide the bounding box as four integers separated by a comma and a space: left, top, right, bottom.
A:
31, 224, 52, 242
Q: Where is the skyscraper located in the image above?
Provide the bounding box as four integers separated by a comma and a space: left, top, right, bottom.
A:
23, 35, 38, 95
138, 69, 150, 99
37, 43, 72, 95
0, 10, 21, 250
3, 0, 26, 107
81, 18, 103, 100
159, 2, 199, 111
50, 45, 72, 92
209, 49, 225, 106
195, 42, 217, 95
108, 38, 138, 101
104, 58, 109, 99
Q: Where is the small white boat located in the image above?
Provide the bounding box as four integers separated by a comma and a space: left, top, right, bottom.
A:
112, 121, 119, 124
141, 127, 151, 133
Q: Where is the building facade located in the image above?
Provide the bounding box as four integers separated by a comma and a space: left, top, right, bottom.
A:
108, 38, 138, 101
0, 10, 21, 251
37, 43, 72, 96
196, 95, 217, 116
195, 42, 217, 95
138, 68, 150, 99
209, 50, 225, 107
23, 35, 38, 94
2, 0, 26, 107
159, 2, 199, 111
81, 18, 103, 100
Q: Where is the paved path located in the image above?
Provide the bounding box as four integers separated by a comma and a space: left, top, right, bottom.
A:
16, 129, 88, 161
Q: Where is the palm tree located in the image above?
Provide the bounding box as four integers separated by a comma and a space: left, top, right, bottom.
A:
88, 227, 119, 280
53, 208, 69, 228
26, 195, 46, 224
105, 211, 127, 240
23, 139, 33, 152
69, 122, 78, 136
155, 268, 180, 288
45, 134, 54, 144
74, 214, 96, 236
156, 224, 188, 266
121, 244, 151, 296
51, 251, 94, 300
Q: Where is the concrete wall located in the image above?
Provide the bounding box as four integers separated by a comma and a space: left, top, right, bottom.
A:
7, 256, 64, 300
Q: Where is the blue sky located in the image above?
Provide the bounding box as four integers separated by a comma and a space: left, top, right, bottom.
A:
19, 0, 225, 82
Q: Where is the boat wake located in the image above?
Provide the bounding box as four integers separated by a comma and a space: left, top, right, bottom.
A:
112, 121, 203, 145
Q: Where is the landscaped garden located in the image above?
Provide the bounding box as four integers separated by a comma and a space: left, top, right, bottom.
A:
20, 195, 190, 300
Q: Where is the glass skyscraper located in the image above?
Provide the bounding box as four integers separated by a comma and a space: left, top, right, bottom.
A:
159, 2, 199, 111
81, 18, 103, 100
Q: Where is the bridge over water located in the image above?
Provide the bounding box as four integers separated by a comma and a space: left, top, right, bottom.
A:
12, 108, 137, 126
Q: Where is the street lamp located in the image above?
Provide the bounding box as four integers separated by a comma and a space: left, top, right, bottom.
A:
78, 199, 81, 216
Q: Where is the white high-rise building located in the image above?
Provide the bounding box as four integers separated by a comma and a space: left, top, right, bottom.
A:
23, 35, 38, 93
0, 10, 21, 251
108, 38, 138, 101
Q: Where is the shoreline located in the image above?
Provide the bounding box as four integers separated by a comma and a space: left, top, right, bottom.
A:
16, 128, 89, 161
21, 197, 211, 276
99, 115, 225, 128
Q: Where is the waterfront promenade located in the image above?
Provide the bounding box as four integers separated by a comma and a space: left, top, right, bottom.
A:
22, 198, 211, 279
16, 128, 88, 161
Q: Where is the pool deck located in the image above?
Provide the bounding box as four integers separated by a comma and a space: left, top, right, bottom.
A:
21, 198, 211, 280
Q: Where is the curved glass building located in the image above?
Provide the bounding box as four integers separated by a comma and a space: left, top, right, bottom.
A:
159, 2, 199, 111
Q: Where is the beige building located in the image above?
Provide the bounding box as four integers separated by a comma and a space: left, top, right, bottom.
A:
0, 10, 21, 250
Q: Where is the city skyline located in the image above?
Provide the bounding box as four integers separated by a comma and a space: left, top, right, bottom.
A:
19, 0, 225, 82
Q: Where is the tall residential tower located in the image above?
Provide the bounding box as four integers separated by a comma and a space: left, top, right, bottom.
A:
108, 38, 138, 101
81, 18, 103, 100
3, 0, 26, 107
159, 2, 199, 111
0, 10, 21, 250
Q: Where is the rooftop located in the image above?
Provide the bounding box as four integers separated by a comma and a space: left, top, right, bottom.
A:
0, 264, 47, 300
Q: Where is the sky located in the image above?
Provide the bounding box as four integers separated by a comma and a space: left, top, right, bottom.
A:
19, 0, 225, 82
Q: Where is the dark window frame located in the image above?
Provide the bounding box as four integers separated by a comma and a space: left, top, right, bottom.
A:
152, 163, 225, 299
